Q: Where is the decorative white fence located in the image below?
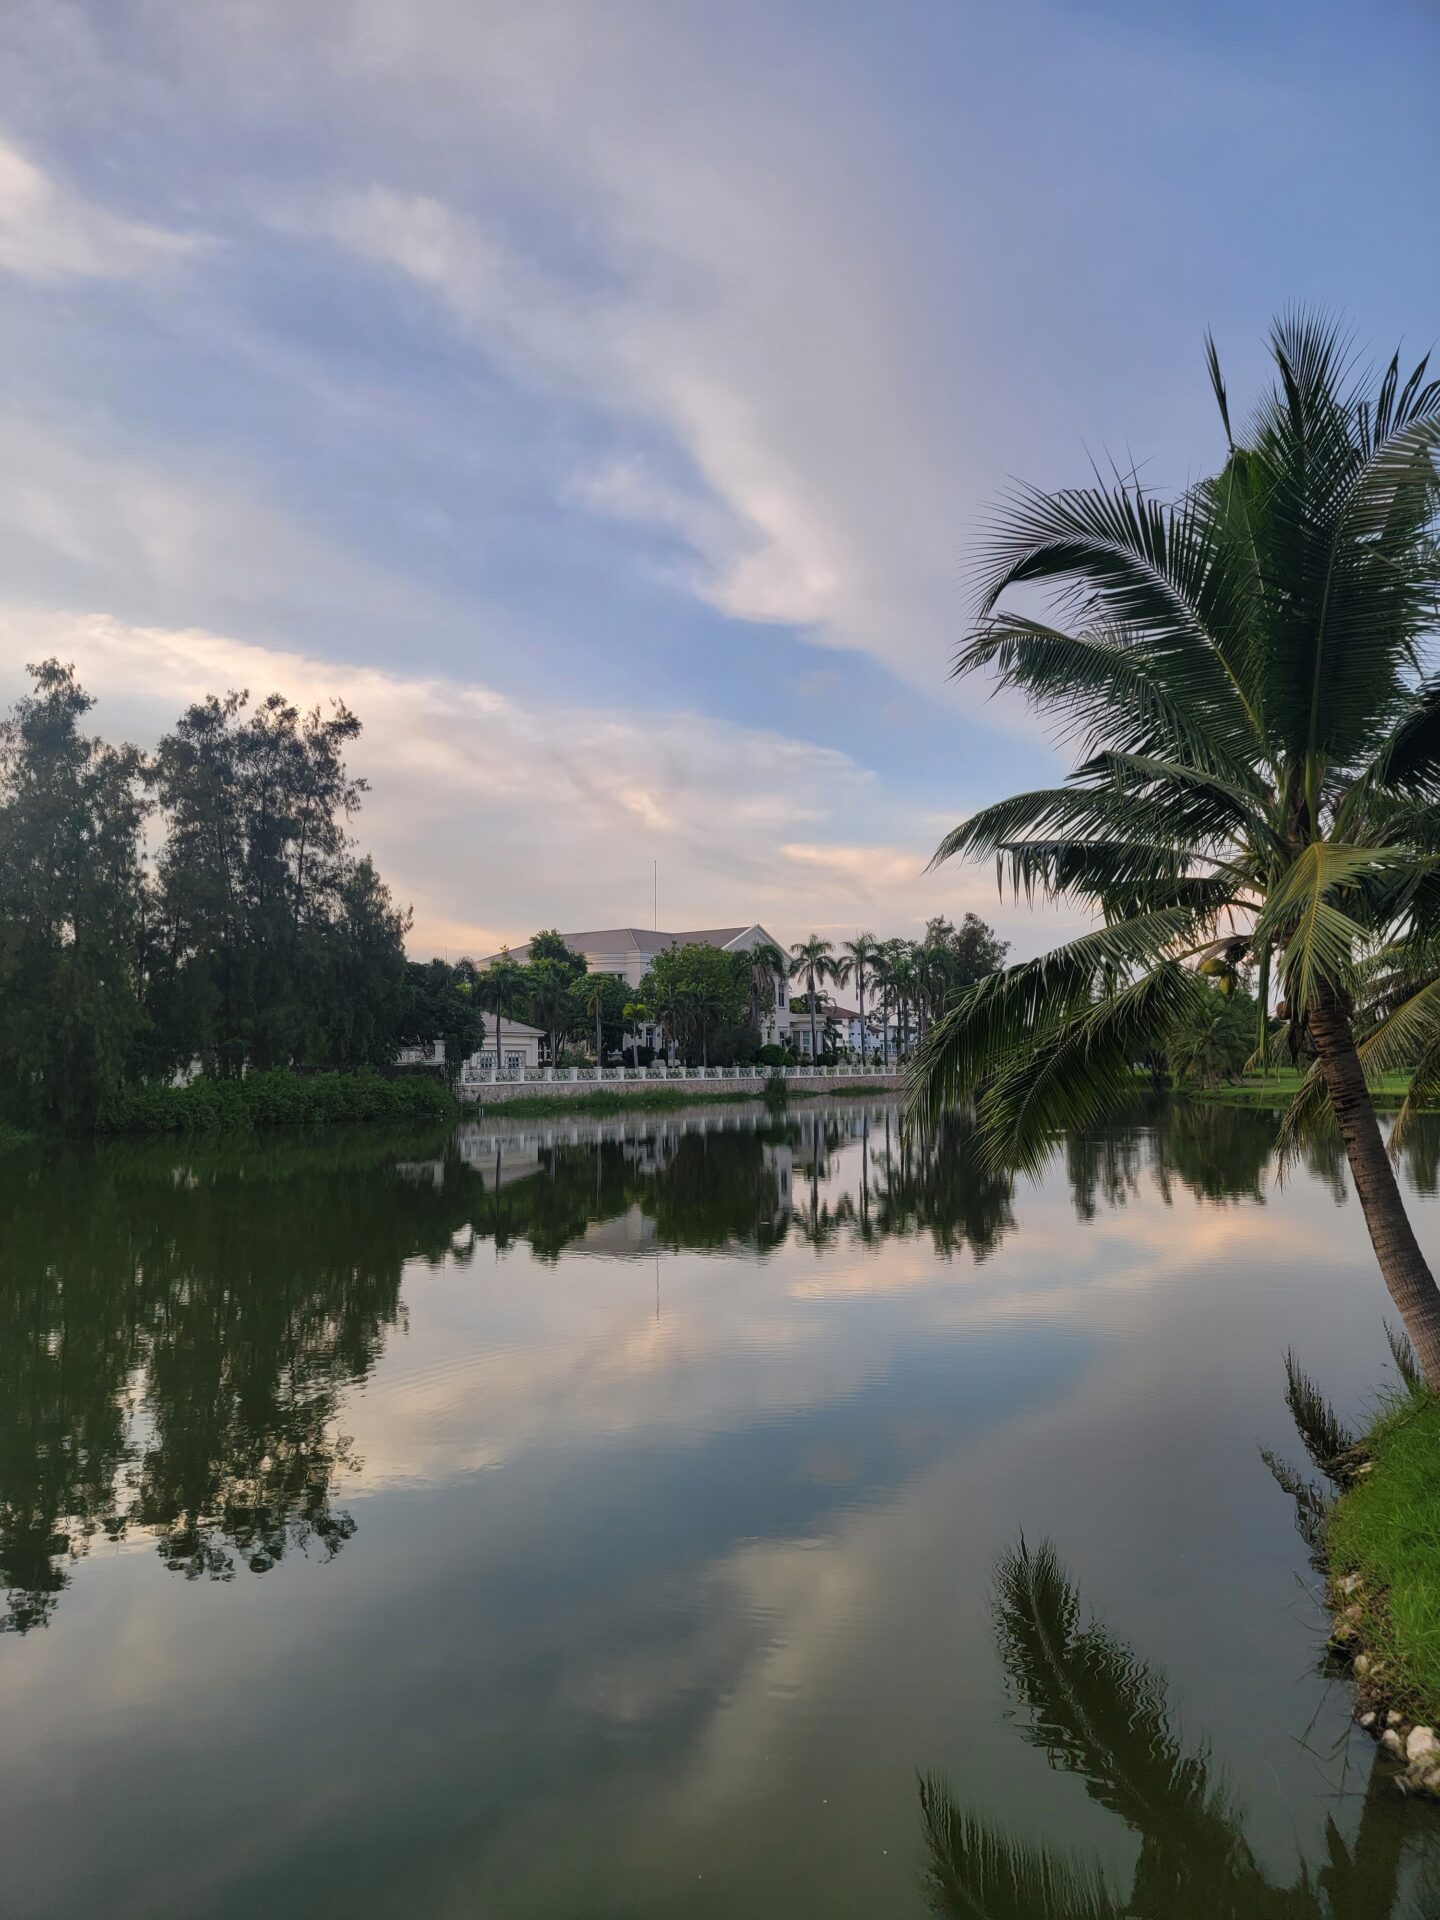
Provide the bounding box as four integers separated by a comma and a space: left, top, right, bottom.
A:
458, 1062, 898, 1090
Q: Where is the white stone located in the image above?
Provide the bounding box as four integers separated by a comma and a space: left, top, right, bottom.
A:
1407, 1727, 1440, 1764
1353, 1654, 1371, 1677
1337, 1573, 1363, 1596
1359, 1711, 1377, 1729
1387, 1709, 1404, 1727
1382, 1728, 1405, 1755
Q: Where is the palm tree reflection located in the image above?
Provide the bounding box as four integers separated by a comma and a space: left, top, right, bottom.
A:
920, 1541, 1409, 1919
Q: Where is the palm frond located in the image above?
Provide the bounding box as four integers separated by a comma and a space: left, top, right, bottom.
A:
1252, 843, 1394, 1012
1384, 1319, 1426, 1397
992, 1541, 1242, 1861
969, 965, 1209, 1176
1280, 1350, 1356, 1479
917, 1778, 1121, 1920
971, 480, 1260, 765
1259, 1447, 1334, 1551
955, 613, 1251, 778
906, 913, 1214, 1135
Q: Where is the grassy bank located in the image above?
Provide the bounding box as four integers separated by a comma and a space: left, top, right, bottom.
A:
1193, 1068, 1415, 1108
481, 1079, 898, 1118
0, 1120, 36, 1153
1328, 1394, 1440, 1721
96, 1070, 457, 1135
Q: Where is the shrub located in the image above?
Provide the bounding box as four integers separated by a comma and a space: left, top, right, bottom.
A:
96, 1069, 455, 1135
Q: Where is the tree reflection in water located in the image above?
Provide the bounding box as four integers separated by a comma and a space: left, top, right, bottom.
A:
920, 1541, 1416, 1919
7, 1103, 1440, 1635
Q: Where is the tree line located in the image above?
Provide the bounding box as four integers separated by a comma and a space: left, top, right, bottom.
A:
0, 658, 1009, 1125
0, 660, 422, 1129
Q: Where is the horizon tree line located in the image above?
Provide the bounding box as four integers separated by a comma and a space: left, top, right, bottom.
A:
0, 658, 1006, 1123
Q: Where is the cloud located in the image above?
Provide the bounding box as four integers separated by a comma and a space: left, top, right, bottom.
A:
0, 607, 1068, 953
0, 135, 199, 282
310, 18, 980, 683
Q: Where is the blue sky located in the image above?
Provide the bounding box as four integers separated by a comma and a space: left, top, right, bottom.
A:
0, 0, 1437, 955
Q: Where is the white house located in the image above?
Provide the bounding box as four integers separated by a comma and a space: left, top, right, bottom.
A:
396, 1013, 545, 1078
787, 1000, 901, 1061
482, 924, 795, 1051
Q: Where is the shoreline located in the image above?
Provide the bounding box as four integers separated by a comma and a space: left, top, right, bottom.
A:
470, 1077, 901, 1118
1275, 1361, 1440, 1793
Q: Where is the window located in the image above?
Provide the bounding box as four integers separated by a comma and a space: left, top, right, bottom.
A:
507, 1053, 522, 1071
478, 1053, 495, 1071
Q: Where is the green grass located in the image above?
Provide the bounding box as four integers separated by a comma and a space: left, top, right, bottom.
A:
0, 1120, 36, 1153
1327, 1393, 1440, 1719
1193, 1068, 1416, 1107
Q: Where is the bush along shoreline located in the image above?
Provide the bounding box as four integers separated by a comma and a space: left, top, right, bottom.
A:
1266, 1337, 1440, 1792
95, 1069, 457, 1135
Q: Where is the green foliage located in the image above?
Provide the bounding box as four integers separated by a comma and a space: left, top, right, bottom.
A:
639, 942, 750, 1066
1166, 983, 1260, 1089
0, 661, 417, 1133
96, 1070, 454, 1135
0, 661, 149, 1129
525, 928, 587, 982
147, 684, 411, 1078
401, 957, 484, 1082
1328, 1391, 1440, 1721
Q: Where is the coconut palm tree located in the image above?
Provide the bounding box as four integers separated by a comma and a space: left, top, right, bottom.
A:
583, 976, 608, 1066
747, 939, 790, 1043
789, 934, 835, 1064
913, 315, 1440, 1384
888, 939, 920, 1061
871, 943, 898, 1067
840, 932, 879, 1065
477, 951, 526, 1075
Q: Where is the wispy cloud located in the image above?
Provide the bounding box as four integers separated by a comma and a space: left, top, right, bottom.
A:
0, 608, 1065, 953
0, 135, 200, 282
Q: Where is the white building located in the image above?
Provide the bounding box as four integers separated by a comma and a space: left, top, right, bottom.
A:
396, 1012, 545, 1078
789, 1000, 900, 1061
483, 924, 795, 1052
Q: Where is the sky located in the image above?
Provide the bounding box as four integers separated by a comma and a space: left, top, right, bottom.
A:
0, 0, 1437, 959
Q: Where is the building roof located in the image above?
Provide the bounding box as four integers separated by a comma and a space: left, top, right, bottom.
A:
479, 1012, 545, 1039
483, 925, 764, 966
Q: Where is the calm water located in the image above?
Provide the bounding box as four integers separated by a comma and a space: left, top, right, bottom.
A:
4, 1100, 1440, 1916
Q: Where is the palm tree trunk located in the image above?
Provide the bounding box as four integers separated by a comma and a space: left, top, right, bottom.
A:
858, 974, 867, 1066
595, 1005, 602, 1064
1310, 981, 1440, 1388
809, 983, 817, 1063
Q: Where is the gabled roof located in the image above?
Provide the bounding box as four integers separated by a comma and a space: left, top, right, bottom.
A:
479, 1012, 545, 1039
482, 924, 771, 966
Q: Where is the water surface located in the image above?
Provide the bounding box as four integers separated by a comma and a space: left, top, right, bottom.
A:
4, 1100, 1440, 1915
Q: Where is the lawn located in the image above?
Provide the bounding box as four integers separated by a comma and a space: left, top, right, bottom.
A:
1328, 1394, 1440, 1722
1195, 1068, 1416, 1107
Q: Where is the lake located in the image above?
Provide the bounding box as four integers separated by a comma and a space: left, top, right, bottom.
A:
3, 1099, 1440, 1916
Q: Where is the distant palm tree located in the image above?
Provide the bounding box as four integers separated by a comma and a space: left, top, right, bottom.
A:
885, 938, 919, 1060
477, 951, 526, 1073
839, 932, 879, 1065
789, 934, 836, 1064
870, 944, 897, 1067
583, 977, 608, 1065
747, 940, 790, 1042
914, 315, 1440, 1385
